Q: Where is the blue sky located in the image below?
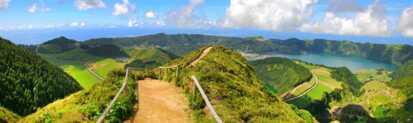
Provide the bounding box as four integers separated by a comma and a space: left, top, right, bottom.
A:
0, 0, 413, 44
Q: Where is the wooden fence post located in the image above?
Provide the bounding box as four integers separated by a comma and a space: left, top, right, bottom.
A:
191, 76, 223, 123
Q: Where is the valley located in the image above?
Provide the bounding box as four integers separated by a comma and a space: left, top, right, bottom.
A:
1, 34, 412, 123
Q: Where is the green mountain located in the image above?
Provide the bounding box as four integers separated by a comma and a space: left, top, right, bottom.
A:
38, 36, 79, 54
125, 47, 178, 69
272, 39, 413, 65
82, 44, 128, 58
0, 38, 81, 115
249, 57, 312, 95
161, 46, 313, 122
77, 34, 413, 65
390, 60, 413, 97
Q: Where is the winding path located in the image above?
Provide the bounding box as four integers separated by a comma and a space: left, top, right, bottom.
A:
128, 79, 191, 123
126, 47, 214, 123
189, 47, 213, 66
283, 73, 319, 102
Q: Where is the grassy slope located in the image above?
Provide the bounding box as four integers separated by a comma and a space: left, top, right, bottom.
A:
91, 59, 125, 78
250, 57, 312, 95
125, 47, 177, 62
163, 46, 308, 122
62, 64, 100, 89
359, 81, 406, 119
19, 75, 136, 123
295, 63, 343, 101
0, 38, 82, 116
390, 60, 413, 97
124, 47, 177, 69
356, 69, 392, 83
39, 49, 102, 89
0, 107, 20, 123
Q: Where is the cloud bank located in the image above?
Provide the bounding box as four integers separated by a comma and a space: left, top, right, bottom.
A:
399, 5, 413, 38
0, 0, 10, 9
75, 0, 105, 10
222, 0, 317, 31
301, 1, 389, 36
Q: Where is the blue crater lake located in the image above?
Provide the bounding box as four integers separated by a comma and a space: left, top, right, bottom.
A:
244, 53, 396, 72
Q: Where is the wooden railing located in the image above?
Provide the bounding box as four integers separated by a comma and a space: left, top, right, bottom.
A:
96, 68, 130, 123
191, 76, 223, 123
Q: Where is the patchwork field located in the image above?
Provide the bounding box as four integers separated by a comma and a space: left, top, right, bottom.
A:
305, 68, 342, 100
91, 59, 126, 79
355, 69, 392, 83
62, 64, 101, 89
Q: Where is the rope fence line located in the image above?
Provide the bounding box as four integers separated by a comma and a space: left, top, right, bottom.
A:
96, 67, 130, 123
191, 76, 223, 123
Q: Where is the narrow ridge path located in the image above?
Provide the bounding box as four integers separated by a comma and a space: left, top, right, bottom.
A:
190, 47, 213, 66
126, 47, 213, 123
129, 79, 191, 123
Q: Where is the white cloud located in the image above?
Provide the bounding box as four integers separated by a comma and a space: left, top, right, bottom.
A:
327, 0, 363, 13
75, 0, 105, 10
113, 0, 132, 16
222, 0, 318, 31
128, 18, 141, 27
0, 0, 10, 9
27, 3, 50, 13
399, 5, 413, 38
70, 21, 86, 27
145, 10, 156, 18
300, 1, 389, 36
28, 3, 37, 13
167, 0, 215, 28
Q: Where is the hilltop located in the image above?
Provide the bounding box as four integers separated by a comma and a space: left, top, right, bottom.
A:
0, 37, 81, 115
161, 46, 313, 122
38, 36, 79, 54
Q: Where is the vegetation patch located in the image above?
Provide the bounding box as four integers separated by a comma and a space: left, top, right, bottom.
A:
125, 47, 177, 69
250, 57, 312, 95
0, 38, 81, 115
19, 71, 136, 123
161, 46, 309, 122
0, 107, 20, 123
91, 59, 126, 78
62, 64, 101, 89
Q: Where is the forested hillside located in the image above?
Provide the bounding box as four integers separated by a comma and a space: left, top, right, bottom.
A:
250, 57, 312, 95
38, 36, 78, 54
125, 47, 177, 69
77, 34, 413, 65
0, 37, 81, 115
20, 71, 136, 123
390, 60, 413, 97
272, 39, 413, 65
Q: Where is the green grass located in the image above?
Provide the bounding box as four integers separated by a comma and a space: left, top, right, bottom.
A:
306, 83, 332, 100
125, 47, 176, 60
294, 67, 342, 101
355, 69, 391, 83
92, 59, 125, 78
39, 48, 104, 88
19, 74, 136, 123
161, 46, 308, 122
0, 107, 20, 123
250, 57, 312, 95
62, 64, 101, 89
